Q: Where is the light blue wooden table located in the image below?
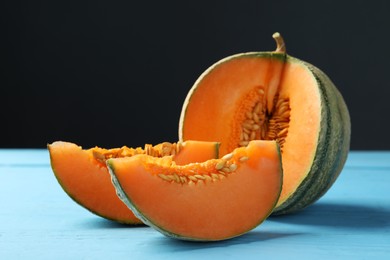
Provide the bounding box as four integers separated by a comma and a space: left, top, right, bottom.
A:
0, 150, 389, 259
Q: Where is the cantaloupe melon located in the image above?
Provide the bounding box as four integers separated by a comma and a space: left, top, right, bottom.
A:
179, 33, 351, 214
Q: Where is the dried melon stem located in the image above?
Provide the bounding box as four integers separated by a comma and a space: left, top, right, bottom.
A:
272, 32, 286, 53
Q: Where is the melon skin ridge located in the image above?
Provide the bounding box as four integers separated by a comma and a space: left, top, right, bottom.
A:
107, 163, 153, 227
272, 56, 351, 215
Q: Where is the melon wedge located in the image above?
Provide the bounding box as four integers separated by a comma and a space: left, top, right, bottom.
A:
48, 140, 219, 224
107, 140, 283, 241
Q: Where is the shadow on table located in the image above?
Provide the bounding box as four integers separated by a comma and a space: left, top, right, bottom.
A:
79, 217, 147, 229
148, 230, 301, 252
269, 202, 390, 229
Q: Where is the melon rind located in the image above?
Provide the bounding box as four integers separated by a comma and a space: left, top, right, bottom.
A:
272, 56, 351, 215
108, 163, 188, 240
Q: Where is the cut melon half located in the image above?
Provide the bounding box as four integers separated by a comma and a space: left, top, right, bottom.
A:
179, 33, 350, 214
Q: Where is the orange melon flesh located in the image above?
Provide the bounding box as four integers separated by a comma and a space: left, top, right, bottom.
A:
179, 55, 321, 209
48, 140, 219, 224
276, 61, 321, 206
173, 140, 219, 165
179, 55, 280, 155
107, 140, 282, 241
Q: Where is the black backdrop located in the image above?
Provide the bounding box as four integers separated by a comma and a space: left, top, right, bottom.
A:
1, 1, 389, 149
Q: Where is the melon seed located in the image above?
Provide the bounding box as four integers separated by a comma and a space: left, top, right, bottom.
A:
211, 173, 220, 180
158, 174, 171, 181
221, 153, 233, 161
215, 160, 226, 170
195, 174, 206, 180
188, 175, 198, 182
229, 163, 237, 171
221, 167, 231, 173
238, 92, 290, 152
239, 156, 249, 162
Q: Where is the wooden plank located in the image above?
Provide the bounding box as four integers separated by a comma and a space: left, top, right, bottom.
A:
0, 149, 49, 167
0, 151, 389, 259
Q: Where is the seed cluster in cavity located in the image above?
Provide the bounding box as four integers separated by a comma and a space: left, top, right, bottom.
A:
92, 142, 183, 163
144, 142, 183, 157
239, 87, 290, 152
157, 153, 249, 184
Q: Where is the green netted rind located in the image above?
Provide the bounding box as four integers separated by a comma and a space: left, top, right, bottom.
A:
272, 56, 351, 215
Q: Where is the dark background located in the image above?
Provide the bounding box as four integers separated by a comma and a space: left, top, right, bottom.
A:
1, 1, 389, 149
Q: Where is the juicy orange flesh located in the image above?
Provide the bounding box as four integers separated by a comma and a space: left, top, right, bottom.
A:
276, 61, 321, 206
173, 140, 219, 165
48, 140, 219, 223
180, 55, 321, 208
48, 141, 139, 223
181, 56, 273, 155
110, 140, 282, 240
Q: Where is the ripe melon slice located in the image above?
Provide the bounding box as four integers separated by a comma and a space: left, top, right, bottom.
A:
179, 33, 350, 215
107, 140, 283, 241
48, 140, 219, 224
